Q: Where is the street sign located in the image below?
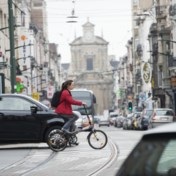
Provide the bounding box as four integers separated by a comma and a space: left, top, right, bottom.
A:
21, 35, 26, 41
47, 85, 55, 99
32, 92, 40, 101
0, 73, 5, 93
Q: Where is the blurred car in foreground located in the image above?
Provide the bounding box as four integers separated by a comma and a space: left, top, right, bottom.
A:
149, 108, 175, 128
0, 94, 64, 144
116, 123, 176, 176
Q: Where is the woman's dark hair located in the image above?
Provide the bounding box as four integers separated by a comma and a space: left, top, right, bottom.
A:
61, 80, 73, 91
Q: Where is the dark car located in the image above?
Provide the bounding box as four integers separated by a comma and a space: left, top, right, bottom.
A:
131, 112, 141, 130
137, 109, 153, 130
123, 113, 133, 130
116, 115, 126, 128
116, 123, 176, 176
0, 94, 64, 146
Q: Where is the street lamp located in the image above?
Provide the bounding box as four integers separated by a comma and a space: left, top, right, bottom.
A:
8, 0, 16, 93
66, 0, 78, 23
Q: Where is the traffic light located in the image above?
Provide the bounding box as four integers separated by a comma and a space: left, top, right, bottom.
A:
128, 102, 133, 111
16, 82, 24, 93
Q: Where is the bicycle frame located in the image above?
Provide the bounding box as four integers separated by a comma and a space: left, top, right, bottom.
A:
47, 105, 108, 151
81, 105, 94, 132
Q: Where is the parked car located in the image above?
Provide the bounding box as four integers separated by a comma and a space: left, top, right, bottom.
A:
82, 115, 93, 128
74, 111, 83, 129
116, 123, 176, 176
93, 115, 101, 124
137, 109, 153, 130
0, 94, 64, 145
99, 115, 110, 127
123, 113, 133, 130
109, 112, 118, 126
131, 112, 141, 130
149, 108, 175, 129
116, 115, 126, 128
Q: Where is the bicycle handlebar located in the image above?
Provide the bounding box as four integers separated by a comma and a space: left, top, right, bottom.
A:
83, 105, 93, 125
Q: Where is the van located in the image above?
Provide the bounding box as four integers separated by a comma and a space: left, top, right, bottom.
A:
99, 110, 110, 127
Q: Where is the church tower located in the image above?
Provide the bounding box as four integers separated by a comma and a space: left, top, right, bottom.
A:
69, 19, 113, 114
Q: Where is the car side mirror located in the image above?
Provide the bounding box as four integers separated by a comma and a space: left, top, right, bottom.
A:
30, 106, 38, 114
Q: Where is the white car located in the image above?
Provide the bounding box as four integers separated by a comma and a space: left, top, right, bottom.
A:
149, 108, 175, 128
73, 111, 83, 129
98, 115, 110, 127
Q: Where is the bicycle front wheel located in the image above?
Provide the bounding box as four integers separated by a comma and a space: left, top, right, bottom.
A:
87, 130, 108, 149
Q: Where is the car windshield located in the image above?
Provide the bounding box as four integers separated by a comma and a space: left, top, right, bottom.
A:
117, 134, 176, 176
25, 96, 50, 110
156, 110, 174, 116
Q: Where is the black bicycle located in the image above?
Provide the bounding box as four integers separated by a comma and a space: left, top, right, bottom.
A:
47, 105, 108, 152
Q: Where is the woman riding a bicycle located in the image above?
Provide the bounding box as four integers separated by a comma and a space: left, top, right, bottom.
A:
55, 80, 87, 134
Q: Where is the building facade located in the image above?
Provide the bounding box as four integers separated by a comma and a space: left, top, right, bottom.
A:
0, 0, 62, 102
69, 20, 113, 114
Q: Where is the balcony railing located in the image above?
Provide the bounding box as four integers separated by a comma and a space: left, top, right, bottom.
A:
168, 55, 176, 68
155, 5, 167, 19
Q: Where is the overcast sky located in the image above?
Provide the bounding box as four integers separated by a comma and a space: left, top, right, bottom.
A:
46, 0, 132, 63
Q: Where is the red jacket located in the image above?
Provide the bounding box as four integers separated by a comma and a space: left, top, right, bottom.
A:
55, 89, 82, 115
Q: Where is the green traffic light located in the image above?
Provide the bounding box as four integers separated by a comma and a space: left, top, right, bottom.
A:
128, 102, 133, 110
16, 82, 24, 93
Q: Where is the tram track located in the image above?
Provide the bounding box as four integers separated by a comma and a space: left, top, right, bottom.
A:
0, 146, 57, 176
87, 138, 119, 176
0, 129, 119, 176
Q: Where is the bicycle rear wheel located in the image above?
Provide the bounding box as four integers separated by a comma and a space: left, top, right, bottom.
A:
47, 129, 67, 152
87, 129, 108, 149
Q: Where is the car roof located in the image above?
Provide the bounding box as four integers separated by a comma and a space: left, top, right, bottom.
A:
0, 93, 25, 96
110, 112, 118, 115
0, 93, 32, 98
144, 123, 176, 136
0, 93, 49, 109
0, 93, 37, 101
154, 108, 173, 110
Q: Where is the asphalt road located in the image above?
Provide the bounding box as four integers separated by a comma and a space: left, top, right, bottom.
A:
0, 126, 144, 176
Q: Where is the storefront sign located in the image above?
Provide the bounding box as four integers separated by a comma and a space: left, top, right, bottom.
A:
171, 76, 176, 87
141, 62, 152, 84
32, 92, 40, 101
47, 85, 55, 99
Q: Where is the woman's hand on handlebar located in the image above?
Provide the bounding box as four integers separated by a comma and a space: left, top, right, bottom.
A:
82, 102, 87, 106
